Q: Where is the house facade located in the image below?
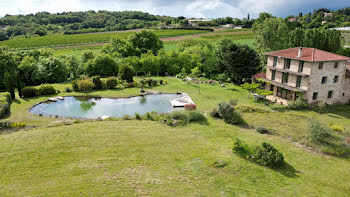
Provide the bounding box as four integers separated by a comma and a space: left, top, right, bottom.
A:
256, 47, 350, 105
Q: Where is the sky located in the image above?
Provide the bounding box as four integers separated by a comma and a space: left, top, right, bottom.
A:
0, 0, 349, 19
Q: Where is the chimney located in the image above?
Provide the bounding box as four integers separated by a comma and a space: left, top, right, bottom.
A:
297, 47, 303, 58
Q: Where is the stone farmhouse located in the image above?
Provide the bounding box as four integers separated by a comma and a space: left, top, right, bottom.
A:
253, 47, 350, 105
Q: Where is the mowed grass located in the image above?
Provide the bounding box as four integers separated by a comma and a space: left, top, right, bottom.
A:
1, 77, 350, 195
0, 29, 210, 49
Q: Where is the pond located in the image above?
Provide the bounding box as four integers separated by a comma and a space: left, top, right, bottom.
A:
30, 94, 182, 119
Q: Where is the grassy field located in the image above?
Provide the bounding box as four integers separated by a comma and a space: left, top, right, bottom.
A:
52, 32, 254, 58
0, 29, 211, 49
1, 77, 350, 196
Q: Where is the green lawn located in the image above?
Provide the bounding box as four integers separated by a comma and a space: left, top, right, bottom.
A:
1, 77, 350, 196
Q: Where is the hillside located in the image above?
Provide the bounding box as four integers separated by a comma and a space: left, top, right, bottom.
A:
1, 78, 350, 196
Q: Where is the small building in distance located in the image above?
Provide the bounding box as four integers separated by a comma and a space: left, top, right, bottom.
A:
252, 47, 350, 105
287, 18, 296, 22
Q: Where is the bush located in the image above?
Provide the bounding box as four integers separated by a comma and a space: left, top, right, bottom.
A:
187, 111, 206, 122
151, 79, 158, 86
106, 77, 118, 89
38, 85, 56, 95
119, 64, 134, 82
330, 125, 344, 133
217, 102, 244, 125
308, 120, 331, 143
92, 76, 103, 89
233, 138, 252, 159
10, 122, 26, 128
146, 112, 154, 121
135, 113, 142, 120
0, 121, 13, 129
77, 79, 95, 92
65, 87, 72, 92
0, 103, 9, 118
254, 142, 284, 168
72, 80, 79, 91
127, 82, 135, 88
165, 110, 207, 126
257, 127, 269, 134
210, 108, 220, 118
22, 86, 39, 98
160, 80, 163, 85
184, 103, 196, 111
229, 99, 239, 107
235, 104, 272, 113
146, 78, 153, 86
288, 99, 309, 110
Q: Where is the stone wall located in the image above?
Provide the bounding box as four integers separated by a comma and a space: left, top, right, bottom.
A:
307, 60, 347, 104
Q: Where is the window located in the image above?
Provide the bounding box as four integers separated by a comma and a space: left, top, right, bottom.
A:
313, 92, 318, 100
321, 76, 327, 84
319, 63, 324, 69
296, 76, 302, 88
282, 72, 289, 84
334, 76, 339, 83
334, 62, 338, 69
298, 61, 304, 73
270, 85, 274, 91
271, 70, 276, 80
328, 91, 333, 99
343, 93, 345, 97
284, 59, 291, 69
273, 57, 277, 67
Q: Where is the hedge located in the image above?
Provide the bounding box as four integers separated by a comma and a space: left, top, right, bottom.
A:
0, 92, 11, 118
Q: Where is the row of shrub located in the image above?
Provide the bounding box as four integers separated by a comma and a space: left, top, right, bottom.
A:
0, 93, 11, 118
72, 76, 167, 92
233, 138, 285, 168
0, 120, 26, 129
21, 85, 57, 98
165, 110, 207, 126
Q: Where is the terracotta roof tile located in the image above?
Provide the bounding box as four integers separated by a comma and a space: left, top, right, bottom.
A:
265, 47, 350, 62
252, 72, 266, 79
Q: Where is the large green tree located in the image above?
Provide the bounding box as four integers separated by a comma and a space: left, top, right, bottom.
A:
253, 17, 289, 61
216, 39, 261, 84
107, 30, 163, 57
36, 57, 68, 84
85, 54, 119, 77
0, 48, 16, 90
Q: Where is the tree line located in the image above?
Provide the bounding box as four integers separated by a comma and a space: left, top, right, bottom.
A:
0, 30, 262, 98
253, 12, 349, 62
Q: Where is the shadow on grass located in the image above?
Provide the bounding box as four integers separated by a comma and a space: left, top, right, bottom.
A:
227, 88, 239, 92
274, 162, 299, 178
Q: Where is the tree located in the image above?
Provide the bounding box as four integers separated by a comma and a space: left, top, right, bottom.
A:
0, 48, 16, 90
36, 57, 68, 84
253, 17, 289, 62
256, 89, 273, 104
65, 55, 82, 80
216, 40, 260, 83
18, 56, 38, 85
16, 71, 23, 98
81, 51, 94, 63
4, 72, 15, 99
85, 54, 118, 77
109, 30, 164, 57
119, 64, 134, 82
302, 28, 342, 53
241, 82, 261, 98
